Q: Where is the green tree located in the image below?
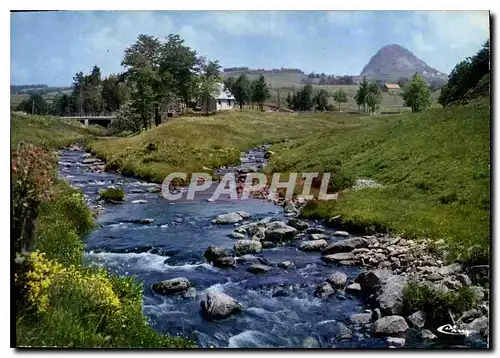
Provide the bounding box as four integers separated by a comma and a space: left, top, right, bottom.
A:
365, 85, 382, 115
233, 74, 251, 109
251, 75, 270, 111
224, 76, 236, 94
295, 84, 314, 111
285, 92, 293, 109
158, 34, 201, 111
438, 40, 489, 106
314, 89, 330, 111
204, 60, 221, 78
51, 93, 71, 116
102, 75, 129, 114
355, 76, 369, 113
332, 89, 348, 111
402, 73, 432, 112
16, 93, 48, 115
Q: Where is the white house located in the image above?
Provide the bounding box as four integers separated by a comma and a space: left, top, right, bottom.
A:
212, 83, 236, 111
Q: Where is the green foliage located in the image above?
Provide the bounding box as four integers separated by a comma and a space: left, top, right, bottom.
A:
355, 76, 369, 113
12, 143, 57, 253
108, 103, 143, 135
99, 187, 125, 202
250, 75, 271, 110
403, 283, 476, 326
401, 73, 432, 112
16, 93, 49, 115
365, 83, 382, 114
34, 181, 94, 266
233, 74, 251, 109
439, 40, 490, 106
332, 89, 348, 111
315, 89, 330, 111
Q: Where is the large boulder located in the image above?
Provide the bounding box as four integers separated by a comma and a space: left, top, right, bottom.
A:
151, 277, 191, 295
377, 275, 407, 315
264, 221, 298, 242
354, 269, 392, 295
234, 240, 262, 256
212, 212, 245, 224
322, 237, 368, 255
326, 271, 348, 289
200, 290, 242, 319
314, 282, 335, 299
299, 239, 328, 252
373, 316, 409, 336
287, 218, 309, 231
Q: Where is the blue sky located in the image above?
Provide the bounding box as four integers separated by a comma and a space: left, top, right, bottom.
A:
11, 10, 490, 86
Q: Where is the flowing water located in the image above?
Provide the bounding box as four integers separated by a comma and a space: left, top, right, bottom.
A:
56, 147, 477, 349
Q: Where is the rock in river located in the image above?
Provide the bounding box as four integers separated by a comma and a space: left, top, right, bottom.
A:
212, 212, 245, 224
201, 290, 242, 319
373, 316, 409, 336
264, 221, 298, 242
322, 252, 354, 263
314, 282, 335, 299
234, 240, 262, 256
204, 246, 235, 267
278, 261, 296, 270
322, 237, 368, 255
299, 239, 328, 252
229, 232, 246, 240
151, 277, 191, 295
287, 218, 309, 231
248, 263, 272, 274
326, 271, 348, 289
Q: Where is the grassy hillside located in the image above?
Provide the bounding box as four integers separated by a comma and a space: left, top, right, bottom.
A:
87, 110, 367, 182
266, 98, 490, 262
11, 113, 105, 149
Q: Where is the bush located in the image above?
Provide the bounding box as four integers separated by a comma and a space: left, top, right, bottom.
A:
403, 282, 476, 326
99, 187, 125, 202
16, 252, 195, 348
12, 142, 57, 253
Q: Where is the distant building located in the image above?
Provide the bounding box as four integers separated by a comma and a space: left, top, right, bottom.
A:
382, 83, 402, 93
202, 83, 236, 112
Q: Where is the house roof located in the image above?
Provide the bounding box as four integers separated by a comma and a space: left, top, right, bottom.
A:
384, 83, 401, 89
214, 83, 236, 100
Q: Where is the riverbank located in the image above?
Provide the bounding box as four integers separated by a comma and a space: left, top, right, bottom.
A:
86, 110, 368, 183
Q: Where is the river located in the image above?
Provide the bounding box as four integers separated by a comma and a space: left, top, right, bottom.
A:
57, 146, 460, 349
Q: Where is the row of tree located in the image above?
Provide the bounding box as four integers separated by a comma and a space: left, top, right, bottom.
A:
223, 74, 271, 111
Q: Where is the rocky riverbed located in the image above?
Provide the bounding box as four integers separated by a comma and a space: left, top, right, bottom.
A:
57, 143, 489, 348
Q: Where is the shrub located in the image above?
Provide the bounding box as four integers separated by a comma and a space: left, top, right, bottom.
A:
12, 142, 57, 253
99, 187, 125, 202
403, 282, 476, 326
16, 252, 195, 348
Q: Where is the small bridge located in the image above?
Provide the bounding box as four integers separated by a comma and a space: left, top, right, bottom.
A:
62, 116, 116, 128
